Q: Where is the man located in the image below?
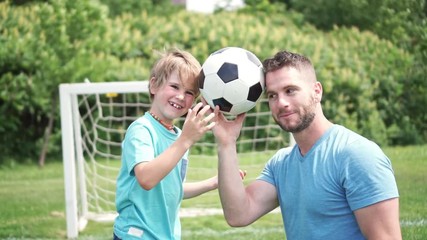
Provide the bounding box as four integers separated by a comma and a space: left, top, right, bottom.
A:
212, 50, 401, 239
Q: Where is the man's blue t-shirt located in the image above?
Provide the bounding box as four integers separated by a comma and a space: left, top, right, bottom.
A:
114, 112, 188, 239
258, 124, 399, 240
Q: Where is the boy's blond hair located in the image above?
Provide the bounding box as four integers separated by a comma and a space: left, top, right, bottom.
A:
149, 48, 201, 99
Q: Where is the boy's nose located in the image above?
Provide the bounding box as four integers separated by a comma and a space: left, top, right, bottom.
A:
176, 93, 184, 100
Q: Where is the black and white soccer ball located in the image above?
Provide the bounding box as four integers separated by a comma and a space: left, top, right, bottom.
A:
199, 47, 265, 115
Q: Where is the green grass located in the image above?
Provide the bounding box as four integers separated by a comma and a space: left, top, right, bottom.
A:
0, 145, 426, 239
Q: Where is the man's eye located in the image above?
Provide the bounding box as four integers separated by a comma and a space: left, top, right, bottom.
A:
267, 93, 276, 99
286, 88, 296, 95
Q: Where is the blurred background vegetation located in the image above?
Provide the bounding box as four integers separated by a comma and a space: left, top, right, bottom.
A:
1, 0, 426, 166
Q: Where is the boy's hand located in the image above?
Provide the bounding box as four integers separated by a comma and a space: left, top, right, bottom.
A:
180, 102, 216, 145
239, 169, 247, 180
199, 97, 214, 114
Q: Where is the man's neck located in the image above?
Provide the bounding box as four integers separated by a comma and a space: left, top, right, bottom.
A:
293, 117, 333, 156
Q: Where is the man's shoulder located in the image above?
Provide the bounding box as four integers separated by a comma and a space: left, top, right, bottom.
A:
331, 125, 375, 147
268, 146, 294, 163
331, 125, 385, 160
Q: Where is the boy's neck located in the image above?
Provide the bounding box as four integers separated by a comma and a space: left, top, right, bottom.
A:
148, 111, 175, 131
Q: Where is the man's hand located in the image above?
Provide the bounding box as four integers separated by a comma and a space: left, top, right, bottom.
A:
212, 106, 246, 146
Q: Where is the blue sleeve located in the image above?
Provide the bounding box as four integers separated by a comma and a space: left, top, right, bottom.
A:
341, 140, 399, 211
258, 159, 276, 186
122, 123, 155, 176
258, 147, 293, 186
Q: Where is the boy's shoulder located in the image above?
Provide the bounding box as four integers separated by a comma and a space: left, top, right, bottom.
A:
126, 115, 154, 135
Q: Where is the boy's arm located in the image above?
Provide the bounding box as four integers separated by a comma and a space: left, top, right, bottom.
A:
183, 170, 246, 199
135, 104, 215, 190
183, 176, 218, 199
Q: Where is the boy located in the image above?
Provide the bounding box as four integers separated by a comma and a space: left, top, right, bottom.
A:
113, 48, 217, 240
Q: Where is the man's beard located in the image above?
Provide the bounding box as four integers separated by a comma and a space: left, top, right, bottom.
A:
276, 100, 316, 133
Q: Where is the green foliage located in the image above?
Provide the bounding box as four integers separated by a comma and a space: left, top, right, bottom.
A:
290, 0, 385, 30
0, 0, 422, 164
0, 0, 148, 164
97, 0, 181, 18
240, 0, 286, 13
97, 0, 154, 17
285, 0, 427, 143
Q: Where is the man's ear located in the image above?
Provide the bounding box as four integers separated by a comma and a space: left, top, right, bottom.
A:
314, 81, 322, 102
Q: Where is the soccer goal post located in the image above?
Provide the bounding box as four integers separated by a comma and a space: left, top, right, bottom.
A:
59, 80, 294, 239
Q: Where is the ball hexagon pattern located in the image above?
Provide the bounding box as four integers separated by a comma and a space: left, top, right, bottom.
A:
199, 47, 265, 115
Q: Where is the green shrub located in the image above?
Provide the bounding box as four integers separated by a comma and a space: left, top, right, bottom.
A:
0, 1, 417, 164
0, 1, 148, 164
286, 0, 427, 143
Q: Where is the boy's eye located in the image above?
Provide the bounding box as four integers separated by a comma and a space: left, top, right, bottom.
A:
186, 91, 195, 96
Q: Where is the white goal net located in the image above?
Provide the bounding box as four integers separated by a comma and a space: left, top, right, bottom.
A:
59, 80, 293, 238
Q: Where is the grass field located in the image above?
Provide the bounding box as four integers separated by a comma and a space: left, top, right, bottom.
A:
0, 145, 426, 239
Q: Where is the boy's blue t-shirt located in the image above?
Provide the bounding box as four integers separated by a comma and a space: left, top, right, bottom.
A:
114, 112, 188, 240
258, 124, 399, 240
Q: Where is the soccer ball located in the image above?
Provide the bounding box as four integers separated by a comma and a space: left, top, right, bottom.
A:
198, 47, 265, 115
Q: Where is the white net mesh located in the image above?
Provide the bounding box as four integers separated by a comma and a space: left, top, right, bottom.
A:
70, 83, 292, 222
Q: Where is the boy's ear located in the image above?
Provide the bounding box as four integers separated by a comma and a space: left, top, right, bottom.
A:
149, 77, 157, 95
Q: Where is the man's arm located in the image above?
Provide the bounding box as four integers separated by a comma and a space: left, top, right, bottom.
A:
354, 197, 402, 240
219, 178, 279, 227
213, 108, 279, 227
